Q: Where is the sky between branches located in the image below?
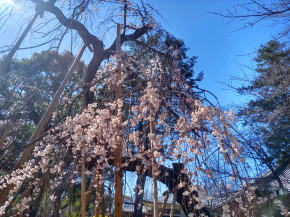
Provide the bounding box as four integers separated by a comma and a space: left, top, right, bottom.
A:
0, 0, 284, 107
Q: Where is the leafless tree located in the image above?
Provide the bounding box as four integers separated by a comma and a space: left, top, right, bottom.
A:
214, 0, 290, 38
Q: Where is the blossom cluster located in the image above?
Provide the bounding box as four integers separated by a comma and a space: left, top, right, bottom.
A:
0, 53, 247, 216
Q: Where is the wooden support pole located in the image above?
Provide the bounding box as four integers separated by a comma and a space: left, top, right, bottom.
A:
0, 45, 86, 208
151, 120, 158, 217
101, 182, 105, 217
1, 12, 39, 74
81, 52, 88, 217
150, 108, 158, 217
81, 150, 86, 217
18, 44, 86, 168
114, 23, 123, 217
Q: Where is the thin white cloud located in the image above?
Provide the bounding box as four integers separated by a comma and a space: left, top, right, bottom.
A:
0, 0, 21, 10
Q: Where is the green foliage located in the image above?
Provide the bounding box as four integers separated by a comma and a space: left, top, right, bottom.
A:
126, 31, 203, 88
238, 40, 290, 163
0, 33, 203, 216
122, 32, 203, 157
0, 50, 83, 172
255, 193, 290, 217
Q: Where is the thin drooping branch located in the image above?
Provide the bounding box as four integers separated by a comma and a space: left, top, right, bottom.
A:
213, 0, 290, 37
215, 7, 290, 19
0, 121, 16, 147
0, 38, 57, 53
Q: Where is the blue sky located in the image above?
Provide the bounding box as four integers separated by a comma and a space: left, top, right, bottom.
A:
0, 0, 282, 107
149, 0, 282, 107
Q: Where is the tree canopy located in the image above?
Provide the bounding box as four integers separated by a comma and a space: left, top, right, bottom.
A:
0, 1, 289, 217
237, 40, 290, 164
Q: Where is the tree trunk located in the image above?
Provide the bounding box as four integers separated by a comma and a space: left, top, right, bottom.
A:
133, 173, 146, 217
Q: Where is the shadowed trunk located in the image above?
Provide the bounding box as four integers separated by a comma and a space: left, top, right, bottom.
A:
133, 173, 146, 217
123, 160, 211, 217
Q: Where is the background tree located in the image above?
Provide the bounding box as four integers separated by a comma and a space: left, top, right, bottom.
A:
0, 50, 84, 173
235, 40, 290, 165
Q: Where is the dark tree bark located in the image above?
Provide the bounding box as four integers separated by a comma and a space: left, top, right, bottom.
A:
30, 0, 153, 90
124, 161, 211, 217
133, 173, 146, 217
0, 0, 153, 208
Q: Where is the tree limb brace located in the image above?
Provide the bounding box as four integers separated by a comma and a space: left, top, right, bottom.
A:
0, 45, 86, 207
1, 12, 39, 74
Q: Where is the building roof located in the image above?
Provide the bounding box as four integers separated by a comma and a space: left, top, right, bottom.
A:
208, 162, 290, 209
253, 162, 290, 192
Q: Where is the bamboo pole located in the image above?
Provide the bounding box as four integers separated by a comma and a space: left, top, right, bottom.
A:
114, 23, 123, 217
18, 44, 86, 168
2, 12, 39, 74
81, 53, 89, 217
